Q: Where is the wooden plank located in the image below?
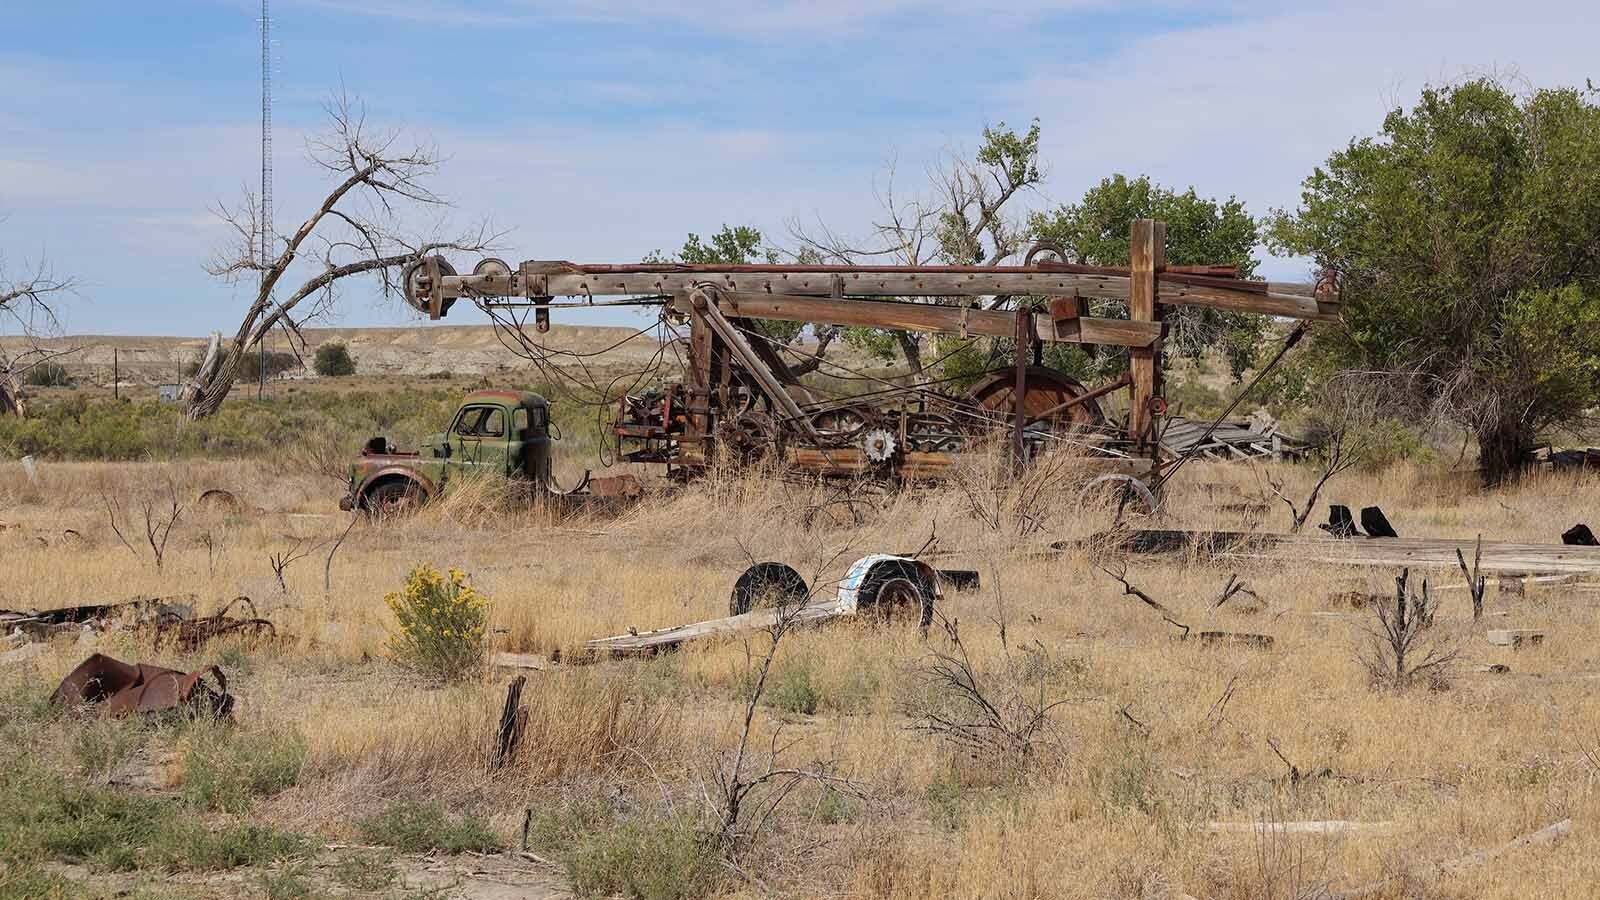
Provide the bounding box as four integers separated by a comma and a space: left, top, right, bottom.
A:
706, 291, 1161, 349
1107, 529, 1600, 576
686, 305, 713, 441
585, 601, 848, 655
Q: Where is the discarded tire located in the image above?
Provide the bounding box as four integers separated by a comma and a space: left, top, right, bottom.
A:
856, 559, 936, 628
729, 562, 809, 616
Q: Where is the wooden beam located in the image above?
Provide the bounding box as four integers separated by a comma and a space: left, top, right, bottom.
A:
484, 263, 1338, 322
701, 291, 1160, 349
1128, 219, 1165, 446
693, 292, 819, 440
685, 304, 713, 446
1012, 308, 1030, 468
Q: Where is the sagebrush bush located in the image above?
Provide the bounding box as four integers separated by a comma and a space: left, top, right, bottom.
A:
181, 724, 305, 813
357, 800, 501, 853
385, 566, 489, 680
567, 816, 718, 900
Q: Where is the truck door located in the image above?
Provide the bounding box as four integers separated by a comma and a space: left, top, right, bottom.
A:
446, 404, 511, 482
514, 403, 552, 482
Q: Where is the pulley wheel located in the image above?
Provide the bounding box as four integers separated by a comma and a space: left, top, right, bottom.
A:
401, 256, 458, 316
966, 366, 1105, 431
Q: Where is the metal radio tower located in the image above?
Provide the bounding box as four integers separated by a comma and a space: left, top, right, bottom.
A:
258, 0, 273, 398
260, 0, 273, 267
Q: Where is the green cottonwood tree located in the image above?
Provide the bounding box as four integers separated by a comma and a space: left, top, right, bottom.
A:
1030, 175, 1263, 376
1266, 78, 1600, 483
649, 224, 812, 351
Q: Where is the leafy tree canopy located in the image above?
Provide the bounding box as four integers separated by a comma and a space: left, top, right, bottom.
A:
1031, 175, 1264, 377
648, 225, 803, 345
314, 342, 357, 377
1265, 78, 1600, 482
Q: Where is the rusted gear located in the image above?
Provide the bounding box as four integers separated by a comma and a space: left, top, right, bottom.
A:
717, 411, 779, 461
860, 428, 897, 462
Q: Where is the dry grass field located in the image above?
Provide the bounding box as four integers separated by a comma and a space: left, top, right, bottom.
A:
4, 452, 1600, 899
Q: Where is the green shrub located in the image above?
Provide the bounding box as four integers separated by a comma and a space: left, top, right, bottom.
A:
22, 363, 73, 388
259, 865, 315, 900
567, 817, 718, 900
764, 657, 820, 715
71, 717, 149, 781
182, 725, 305, 813
149, 824, 309, 871
384, 566, 489, 681
0, 864, 76, 900
357, 800, 502, 854
331, 850, 399, 891
313, 342, 356, 377
0, 763, 308, 873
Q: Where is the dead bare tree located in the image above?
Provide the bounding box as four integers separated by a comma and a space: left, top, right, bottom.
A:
908, 611, 1074, 761
0, 252, 75, 416
1265, 422, 1358, 533
1456, 536, 1487, 621
709, 563, 865, 856
1098, 563, 1191, 637
104, 488, 185, 571
1358, 568, 1456, 690
187, 93, 500, 419
268, 539, 320, 593
1213, 572, 1262, 609
787, 122, 1043, 376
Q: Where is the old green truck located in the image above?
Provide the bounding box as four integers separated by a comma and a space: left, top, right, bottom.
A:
340, 388, 564, 513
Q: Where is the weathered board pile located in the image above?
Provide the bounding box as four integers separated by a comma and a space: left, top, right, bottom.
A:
1159, 411, 1309, 462
1542, 446, 1600, 471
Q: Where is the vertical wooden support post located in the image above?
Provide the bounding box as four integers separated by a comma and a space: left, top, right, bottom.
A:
1127, 219, 1166, 452
687, 295, 714, 460
1011, 306, 1032, 470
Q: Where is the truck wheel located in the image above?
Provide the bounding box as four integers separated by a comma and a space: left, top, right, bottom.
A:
363, 480, 423, 517
856, 560, 935, 628
729, 562, 809, 616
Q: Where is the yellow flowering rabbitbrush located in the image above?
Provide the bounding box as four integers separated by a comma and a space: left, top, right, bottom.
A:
385, 565, 489, 680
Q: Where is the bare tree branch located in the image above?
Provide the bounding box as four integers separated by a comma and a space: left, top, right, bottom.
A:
186, 91, 503, 419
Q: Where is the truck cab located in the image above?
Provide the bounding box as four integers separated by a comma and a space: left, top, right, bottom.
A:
340, 389, 553, 513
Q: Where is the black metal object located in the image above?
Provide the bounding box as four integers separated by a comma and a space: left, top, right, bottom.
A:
1564, 524, 1599, 546
1321, 505, 1358, 538
1360, 506, 1399, 539
729, 562, 809, 616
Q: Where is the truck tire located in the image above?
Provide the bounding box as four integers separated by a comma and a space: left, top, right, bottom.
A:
856, 560, 935, 628
362, 479, 424, 517
729, 562, 809, 616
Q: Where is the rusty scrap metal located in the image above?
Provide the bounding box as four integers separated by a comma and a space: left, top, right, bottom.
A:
52, 653, 234, 719
161, 596, 276, 650
1, 595, 275, 649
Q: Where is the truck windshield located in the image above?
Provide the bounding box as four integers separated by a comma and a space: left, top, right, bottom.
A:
454, 406, 505, 438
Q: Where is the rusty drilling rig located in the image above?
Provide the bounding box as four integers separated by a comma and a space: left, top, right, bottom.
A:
399, 220, 1336, 489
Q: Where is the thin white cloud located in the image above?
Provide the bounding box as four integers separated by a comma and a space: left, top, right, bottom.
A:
293, 0, 1128, 33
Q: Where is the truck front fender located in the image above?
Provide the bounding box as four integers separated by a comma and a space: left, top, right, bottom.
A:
355, 467, 440, 507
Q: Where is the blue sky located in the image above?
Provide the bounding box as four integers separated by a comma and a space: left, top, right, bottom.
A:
0, 0, 1593, 336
